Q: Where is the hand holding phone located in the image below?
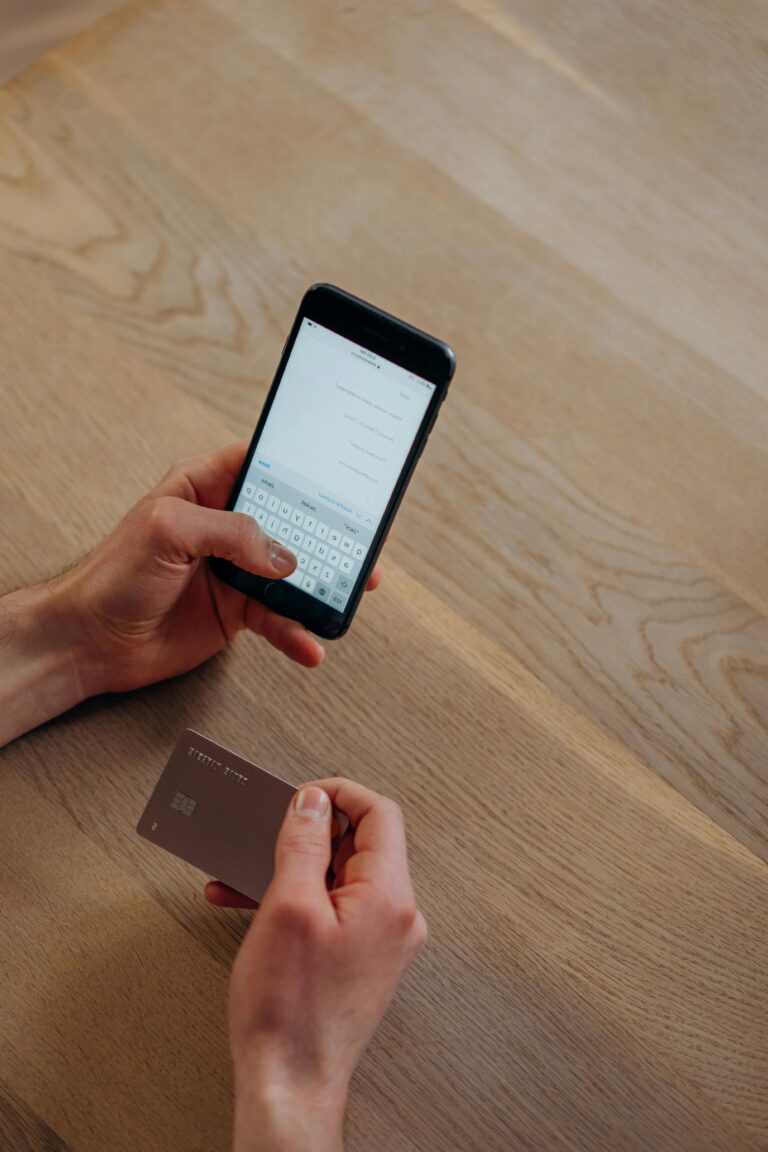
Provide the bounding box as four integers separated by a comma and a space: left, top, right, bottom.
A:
8, 438, 339, 745
211, 285, 455, 638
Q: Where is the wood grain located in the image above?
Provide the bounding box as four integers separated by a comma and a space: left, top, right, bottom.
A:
0, 1, 767, 1149
0, 1080, 70, 1151
0, 0, 126, 86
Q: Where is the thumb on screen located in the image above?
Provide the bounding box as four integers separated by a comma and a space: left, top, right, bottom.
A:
150, 498, 296, 577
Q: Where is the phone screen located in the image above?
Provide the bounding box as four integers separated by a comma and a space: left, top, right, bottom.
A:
233, 318, 436, 612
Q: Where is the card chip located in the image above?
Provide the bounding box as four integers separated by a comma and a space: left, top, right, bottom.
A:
171, 791, 197, 817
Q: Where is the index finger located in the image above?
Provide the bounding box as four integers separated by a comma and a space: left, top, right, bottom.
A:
308, 777, 413, 895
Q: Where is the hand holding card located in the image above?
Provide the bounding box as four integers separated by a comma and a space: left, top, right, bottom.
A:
205, 809, 353, 909
137, 738, 426, 1152
137, 729, 349, 904
228, 777, 428, 1152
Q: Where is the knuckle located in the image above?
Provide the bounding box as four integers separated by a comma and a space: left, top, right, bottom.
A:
396, 900, 419, 937
278, 830, 329, 861
380, 796, 404, 825
145, 496, 177, 543
318, 776, 345, 790
160, 461, 187, 491
411, 910, 429, 953
168, 461, 186, 482
380, 892, 419, 937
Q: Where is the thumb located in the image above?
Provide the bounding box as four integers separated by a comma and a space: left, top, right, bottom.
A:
272, 786, 333, 900
149, 497, 296, 577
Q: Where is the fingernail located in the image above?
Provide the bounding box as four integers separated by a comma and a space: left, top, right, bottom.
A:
269, 539, 296, 573
295, 787, 330, 820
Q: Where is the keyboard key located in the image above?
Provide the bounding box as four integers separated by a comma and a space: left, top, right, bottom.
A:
330, 592, 348, 611
352, 542, 366, 560
297, 552, 309, 570
304, 515, 317, 534
327, 549, 341, 567
339, 556, 354, 574
309, 558, 322, 577
315, 521, 329, 540
291, 509, 305, 526
255, 489, 268, 506
283, 569, 303, 587
315, 542, 328, 561
316, 584, 330, 599
328, 528, 342, 547
242, 501, 255, 515
301, 575, 316, 593
336, 576, 353, 594
267, 494, 280, 512
279, 501, 292, 519
255, 508, 267, 526
304, 537, 316, 555
278, 522, 292, 541
266, 514, 279, 533
290, 529, 304, 549
243, 484, 255, 500
341, 536, 354, 554
321, 565, 334, 583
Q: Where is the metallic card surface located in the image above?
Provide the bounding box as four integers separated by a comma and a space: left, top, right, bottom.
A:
137, 729, 296, 903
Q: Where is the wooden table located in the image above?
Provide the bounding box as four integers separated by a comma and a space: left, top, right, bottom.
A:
1, 2, 766, 1149
0, 0, 125, 86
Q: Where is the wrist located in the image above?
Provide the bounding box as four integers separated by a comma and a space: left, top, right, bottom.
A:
0, 577, 96, 747
232, 1054, 347, 1152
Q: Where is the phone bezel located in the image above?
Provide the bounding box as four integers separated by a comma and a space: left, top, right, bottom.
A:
210, 283, 456, 638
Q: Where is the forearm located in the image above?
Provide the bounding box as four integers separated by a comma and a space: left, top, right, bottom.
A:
0, 580, 92, 748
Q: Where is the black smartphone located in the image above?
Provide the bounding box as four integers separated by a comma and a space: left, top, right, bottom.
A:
210, 284, 456, 639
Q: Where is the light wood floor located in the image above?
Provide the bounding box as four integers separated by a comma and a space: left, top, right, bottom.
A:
1, 2, 767, 1150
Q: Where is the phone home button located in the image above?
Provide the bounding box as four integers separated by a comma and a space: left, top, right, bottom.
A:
263, 582, 286, 608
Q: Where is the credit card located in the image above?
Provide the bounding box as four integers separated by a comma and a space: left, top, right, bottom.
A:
137, 729, 347, 903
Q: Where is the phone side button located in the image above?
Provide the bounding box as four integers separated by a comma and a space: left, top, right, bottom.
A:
264, 582, 286, 608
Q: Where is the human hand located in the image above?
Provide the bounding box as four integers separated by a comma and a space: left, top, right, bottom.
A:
215, 780, 427, 1152
57, 440, 382, 696
1, 438, 385, 745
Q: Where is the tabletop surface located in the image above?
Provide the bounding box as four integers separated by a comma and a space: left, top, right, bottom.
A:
1, 2, 767, 1150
